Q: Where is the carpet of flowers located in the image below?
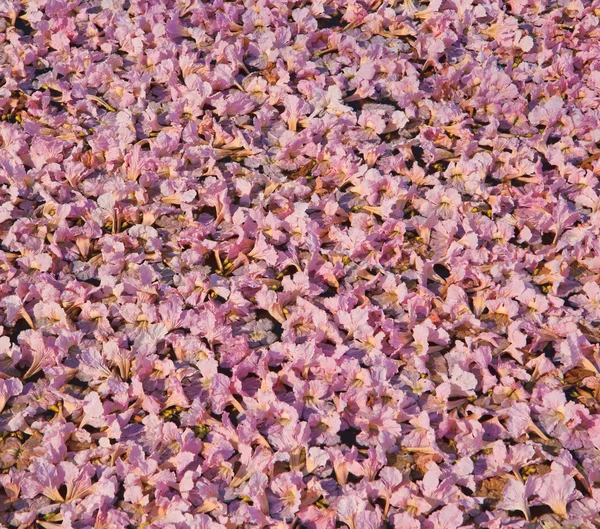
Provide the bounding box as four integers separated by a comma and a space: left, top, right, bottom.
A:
1, 0, 600, 528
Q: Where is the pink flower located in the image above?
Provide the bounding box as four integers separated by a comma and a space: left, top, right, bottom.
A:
391, 512, 420, 529
358, 110, 387, 135
211, 91, 256, 117
230, 447, 274, 489
402, 411, 438, 450
569, 281, 600, 322
502, 402, 550, 441
32, 301, 70, 332
497, 477, 535, 521
281, 95, 312, 132
298, 505, 337, 529
0, 377, 22, 413
530, 469, 581, 517
368, 466, 407, 516
528, 96, 565, 127
355, 405, 403, 451
18, 330, 61, 380
1, 296, 32, 331
270, 470, 304, 519
23, 461, 96, 504
424, 504, 464, 529
334, 493, 368, 529
308, 411, 342, 446
417, 186, 463, 220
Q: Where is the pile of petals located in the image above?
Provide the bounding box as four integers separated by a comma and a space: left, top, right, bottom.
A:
2, 0, 600, 527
